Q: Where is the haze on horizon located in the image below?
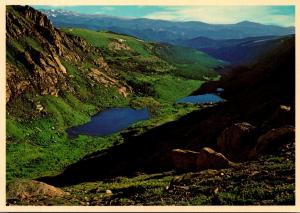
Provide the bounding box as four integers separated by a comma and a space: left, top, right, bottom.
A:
33, 5, 295, 27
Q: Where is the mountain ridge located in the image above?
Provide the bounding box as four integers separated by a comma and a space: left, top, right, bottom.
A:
38, 8, 294, 27
36, 8, 294, 41
175, 34, 294, 64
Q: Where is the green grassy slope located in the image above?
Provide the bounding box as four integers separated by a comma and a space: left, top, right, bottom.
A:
153, 43, 225, 80
63, 28, 223, 79
7, 23, 223, 183
62, 28, 221, 103
63, 29, 152, 56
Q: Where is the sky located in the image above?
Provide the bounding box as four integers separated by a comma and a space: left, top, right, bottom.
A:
33, 5, 295, 27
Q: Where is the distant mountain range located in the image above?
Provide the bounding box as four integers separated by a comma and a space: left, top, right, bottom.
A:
176, 35, 294, 64
39, 9, 294, 42
175, 35, 279, 49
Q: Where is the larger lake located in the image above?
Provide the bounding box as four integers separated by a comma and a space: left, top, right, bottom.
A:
67, 107, 150, 138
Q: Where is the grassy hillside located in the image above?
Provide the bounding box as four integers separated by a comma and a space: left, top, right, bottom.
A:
62, 28, 221, 103
153, 43, 224, 80
6, 7, 223, 184
63, 29, 152, 56
63, 28, 223, 80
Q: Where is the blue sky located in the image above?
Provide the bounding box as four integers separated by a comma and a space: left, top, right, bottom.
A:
33, 5, 295, 27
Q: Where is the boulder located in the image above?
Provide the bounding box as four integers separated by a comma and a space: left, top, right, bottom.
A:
118, 86, 128, 97
7, 179, 67, 201
36, 104, 43, 112
249, 126, 295, 157
53, 56, 67, 74
196, 147, 231, 170
171, 147, 232, 172
265, 105, 294, 128
108, 39, 131, 51
171, 149, 199, 172
217, 122, 256, 161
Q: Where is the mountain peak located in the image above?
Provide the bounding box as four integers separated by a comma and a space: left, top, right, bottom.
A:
235, 20, 260, 26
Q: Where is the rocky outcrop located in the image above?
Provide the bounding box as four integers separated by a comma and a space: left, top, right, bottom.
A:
108, 39, 131, 52
6, 179, 67, 201
6, 5, 127, 104
172, 122, 294, 172
172, 149, 199, 172
6, 6, 72, 102
249, 126, 295, 158
6, 49, 69, 101
172, 147, 232, 172
118, 86, 129, 97
196, 147, 232, 170
87, 68, 117, 86
217, 122, 256, 161
6, 63, 32, 102
93, 56, 111, 72
262, 105, 294, 129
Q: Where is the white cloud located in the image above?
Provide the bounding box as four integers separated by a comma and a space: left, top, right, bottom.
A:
145, 6, 294, 27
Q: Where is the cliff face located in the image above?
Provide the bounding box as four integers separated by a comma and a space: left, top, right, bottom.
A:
6, 5, 115, 103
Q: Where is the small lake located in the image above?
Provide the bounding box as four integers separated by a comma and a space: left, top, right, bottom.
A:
176, 93, 225, 105
216, 87, 224, 93
67, 107, 150, 138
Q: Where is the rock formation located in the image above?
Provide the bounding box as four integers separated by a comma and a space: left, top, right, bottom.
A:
172, 147, 232, 172
217, 122, 256, 161
6, 5, 127, 103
